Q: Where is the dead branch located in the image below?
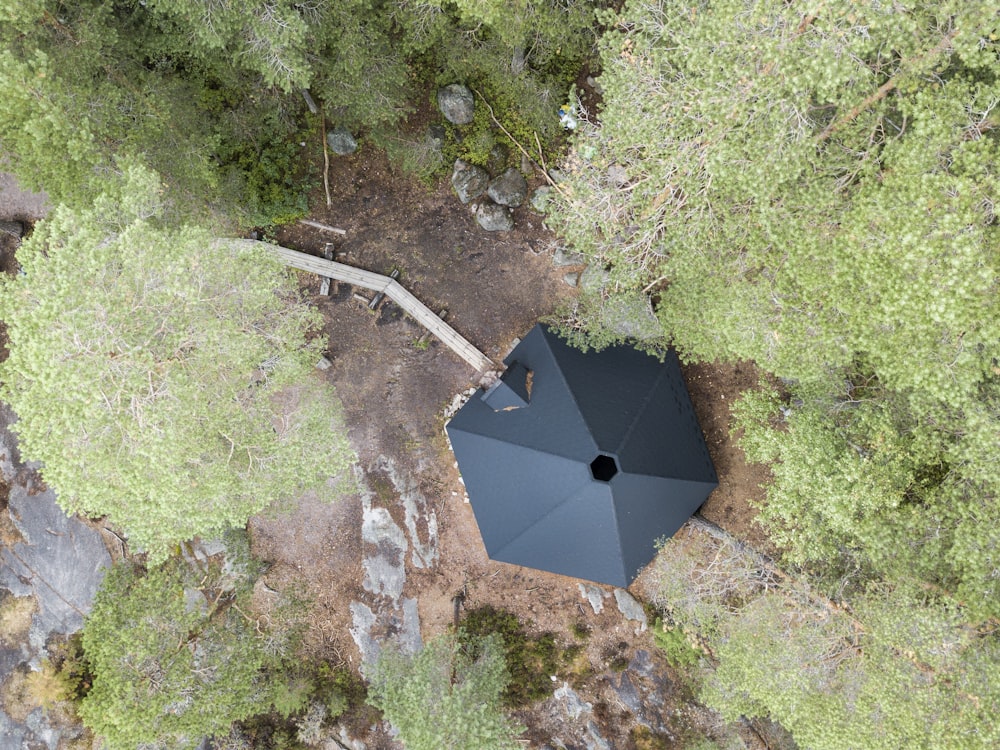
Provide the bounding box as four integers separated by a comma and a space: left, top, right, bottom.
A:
321, 116, 332, 207
298, 219, 346, 235
471, 88, 567, 197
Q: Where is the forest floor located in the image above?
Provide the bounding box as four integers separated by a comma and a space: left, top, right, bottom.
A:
249, 147, 774, 749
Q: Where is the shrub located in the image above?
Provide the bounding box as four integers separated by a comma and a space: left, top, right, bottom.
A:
460, 605, 560, 707
367, 633, 523, 750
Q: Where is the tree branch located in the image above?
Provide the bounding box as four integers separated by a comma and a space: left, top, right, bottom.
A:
471, 88, 566, 197
816, 28, 960, 143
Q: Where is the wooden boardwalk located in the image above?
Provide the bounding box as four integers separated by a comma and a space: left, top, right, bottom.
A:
238, 240, 495, 373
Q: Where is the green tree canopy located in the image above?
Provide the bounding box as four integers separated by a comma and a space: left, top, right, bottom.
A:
0, 0, 603, 221
0, 165, 354, 561
552, 0, 1000, 385
550, 0, 1000, 617
652, 537, 1000, 750
80, 535, 286, 749
367, 633, 524, 750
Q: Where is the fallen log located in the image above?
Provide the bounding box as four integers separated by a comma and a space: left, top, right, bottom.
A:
298, 219, 346, 235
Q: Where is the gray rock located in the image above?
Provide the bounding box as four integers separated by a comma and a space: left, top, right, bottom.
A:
474, 201, 514, 232
599, 294, 661, 341
578, 583, 607, 614
487, 168, 529, 207
553, 247, 585, 267
361, 503, 407, 605
0, 403, 111, 749
614, 589, 648, 630
530, 186, 553, 214
607, 164, 629, 186
23, 708, 62, 750
614, 672, 643, 714
618, 650, 674, 734
349, 602, 380, 668
330, 726, 368, 750
563, 272, 580, 288
2, 492, 111, 644
375, 455, 438, 569
437, 84, 475, 125
554, 682, 592, 720
326, 126, 358, 155
351, 460, 426, 682
398, 597, 423, 655
586, 721, 612, 750
184, 587, 209, 615
0, 220, 23, 238
629, 649, 657, 679
0, 173, 48, 220
451, 159, 489, 204
579, 264, 610, 291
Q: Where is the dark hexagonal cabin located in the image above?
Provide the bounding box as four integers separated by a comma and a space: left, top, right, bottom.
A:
446, 324, 718, 586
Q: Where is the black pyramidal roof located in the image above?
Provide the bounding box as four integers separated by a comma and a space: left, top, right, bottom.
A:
446, 324, 718, 587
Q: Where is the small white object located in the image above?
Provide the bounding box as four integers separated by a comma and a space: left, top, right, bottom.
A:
559, 106, 578, 130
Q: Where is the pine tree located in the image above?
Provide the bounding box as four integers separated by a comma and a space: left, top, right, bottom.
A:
367, 633, 524, 750
550, 0, 1000, 617
0, 165, 354, 560
80, 538, 284, 749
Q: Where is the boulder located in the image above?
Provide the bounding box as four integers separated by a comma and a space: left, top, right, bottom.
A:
487, 168, 528, 207
326, 126, 358, 155
580, 263, 610, 291
599, 294, 661, 341
607, 164, 629, 186
474, 202, 514, 232
530, 186, 553, 214
0, 402, 111, 748
437, 84, 475, 125
578, 583, 608, 614
451, 159, 489, 203
552, 246, 586, 267
614, 588, 648, 628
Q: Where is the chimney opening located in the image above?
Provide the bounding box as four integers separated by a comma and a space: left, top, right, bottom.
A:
590, 454, 619, 482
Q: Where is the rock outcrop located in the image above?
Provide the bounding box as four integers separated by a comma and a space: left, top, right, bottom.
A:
437, 84, 475, 125
473, 202, 514, 232
487, 167, 529, 208
326, 126, 358, 155
451, 159, 489, 204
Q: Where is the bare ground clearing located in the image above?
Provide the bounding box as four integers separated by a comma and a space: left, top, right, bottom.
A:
250, 149, 772, 748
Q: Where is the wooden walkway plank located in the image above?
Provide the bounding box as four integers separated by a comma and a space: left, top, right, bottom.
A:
383, 281, 494, 372
258, 242, 391, 293
236, 240, 495, 373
